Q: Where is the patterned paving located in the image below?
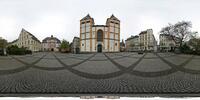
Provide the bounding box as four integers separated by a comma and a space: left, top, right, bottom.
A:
0, 52, 200, 95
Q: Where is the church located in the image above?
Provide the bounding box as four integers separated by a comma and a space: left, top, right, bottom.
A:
80, 14, 120, 52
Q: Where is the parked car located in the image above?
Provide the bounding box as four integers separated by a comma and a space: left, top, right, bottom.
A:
138, 51, 144, 54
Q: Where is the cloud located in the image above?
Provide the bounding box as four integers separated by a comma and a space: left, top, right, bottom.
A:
0, 0, 200, 43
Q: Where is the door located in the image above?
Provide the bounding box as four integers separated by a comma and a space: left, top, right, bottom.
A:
97, 44, 102, 52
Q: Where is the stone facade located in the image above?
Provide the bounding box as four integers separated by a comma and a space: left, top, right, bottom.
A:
139, 29, 157, 52
120, 40, 125, 52
159, 34, 176, 52
80, 14, 120, 52
42, 35, 61, 52
71, 37, 80, 54
125, 35, 140, 52
0, 37, 7, 55
11, 29, 42, 52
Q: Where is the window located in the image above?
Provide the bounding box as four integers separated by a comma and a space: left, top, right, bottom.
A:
115, 43, 117, 46
82, 44, 84, 46
97, 29, 103, 42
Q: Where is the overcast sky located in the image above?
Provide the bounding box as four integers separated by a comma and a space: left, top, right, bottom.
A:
0, 0, 200, 42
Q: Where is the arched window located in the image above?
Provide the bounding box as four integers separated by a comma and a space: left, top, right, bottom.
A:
97, 29, 103, 42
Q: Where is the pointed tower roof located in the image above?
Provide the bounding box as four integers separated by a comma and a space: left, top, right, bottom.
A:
110, 14, 120, 21
81, 14, 92, 21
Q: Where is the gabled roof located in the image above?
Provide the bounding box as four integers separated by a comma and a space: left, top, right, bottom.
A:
10, 39, 18, 44
81, 14, 92, 21
21, 28, 41, 43
42, 35, 61, 43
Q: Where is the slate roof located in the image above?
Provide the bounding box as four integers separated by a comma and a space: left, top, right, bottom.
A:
81, 14, 92, 21
42, 35, 61, 43
92, 25, 108, 27
21, 28, 41, 43
126, 35, 139, 41
110, 14, 120, 21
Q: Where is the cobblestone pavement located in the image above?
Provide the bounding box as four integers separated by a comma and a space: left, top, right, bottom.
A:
0, 52, 200, 95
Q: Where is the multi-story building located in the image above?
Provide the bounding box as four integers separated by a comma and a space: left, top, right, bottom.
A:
42, 35, 61, 52
0, 37, 7, 55
11, 28, 42, 52
80, 14, 120, 52
71, 37, 80, 54
159, 34, 176, 52
139, 29, 157, 51
120, 39, 125, 52
125, 35, 140, 52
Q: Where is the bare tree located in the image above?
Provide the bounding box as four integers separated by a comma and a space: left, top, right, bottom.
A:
160, 21, 193, 48
189, 32, 200, 52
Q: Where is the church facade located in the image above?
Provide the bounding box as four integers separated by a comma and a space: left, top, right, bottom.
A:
80, 14, 120, 52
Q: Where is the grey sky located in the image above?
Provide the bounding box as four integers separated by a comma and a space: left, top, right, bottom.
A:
0, 0, 200, 42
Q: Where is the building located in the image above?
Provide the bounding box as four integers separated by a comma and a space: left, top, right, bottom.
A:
125, 35, 140, 52
42, 35, 61, 52
159, 34, 176, 52
139, 29, 157, 52
120, 39, 125, 52
0, 37, 7, 55
80, 14, 120, 53
11, 28, 42, 52
71, 37, 80, 54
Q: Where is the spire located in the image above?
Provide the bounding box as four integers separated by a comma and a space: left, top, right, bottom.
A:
81, 14, 92, 21
110, 14, 119, 21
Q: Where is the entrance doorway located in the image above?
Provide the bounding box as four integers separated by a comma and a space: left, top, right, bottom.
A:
51, 48, 54, 51
97, 44, 102, 52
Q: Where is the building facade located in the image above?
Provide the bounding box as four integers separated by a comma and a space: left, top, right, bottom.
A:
11, 29, 42, 52
71, 37, 80, 54
159, 34, 176, 52
139, 29, 157, 51
120, 39, 125, 52
0, 37, 7, 55
80, 14, 120, 52
42, 35, 61, 52
125, 35, 140, 52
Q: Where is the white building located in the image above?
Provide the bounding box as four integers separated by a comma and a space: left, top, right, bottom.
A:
42, 35, 61, 52
159, 34, 176, 52
80, 14, 120, 52
139, 29, 157, 52
11, 29, 42, 52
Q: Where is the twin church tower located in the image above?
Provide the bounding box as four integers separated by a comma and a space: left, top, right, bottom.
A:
80, 14, 120, 52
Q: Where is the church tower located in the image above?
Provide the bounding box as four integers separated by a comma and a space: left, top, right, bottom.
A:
80, 14, 120, 53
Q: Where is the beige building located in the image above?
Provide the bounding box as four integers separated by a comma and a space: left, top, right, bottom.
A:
125, 35, 140, 52
80, 14, 120, 52
139, 29, 157, 51
42, 35, 61, 52
159, 34, 176, 52
11, 28, 42, 52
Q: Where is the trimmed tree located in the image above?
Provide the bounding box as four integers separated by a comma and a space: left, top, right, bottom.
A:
60, 39, 70, 53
